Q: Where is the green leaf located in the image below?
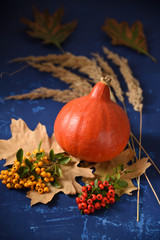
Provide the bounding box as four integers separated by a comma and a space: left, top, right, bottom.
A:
36, 152, 45, 160
30, 154, 35, 157
105, 204, 110, 209
52, 165, 57, 175
78, 192, 82, 197
56, 165, 63, 177
33, 172, 41, 180
91, 186, 96, 193
121, 164, 124, 171
58, 157, 71, 165
115, 194, 120, 201
33, 160, 39, 164
113, 167, 117, 173
94, 179, 98, 188
117, 179, 128, 188
105, 173, 110, 181
16, 148, 23, 163
38, 140, 43, 152
53, 165, 61, 177
111, 175, 116, 180
117, 172, 120, 180
101, 190, 107, 197
18, 166, 29, 177
21, 7, 77, 52
25, 159, 32, 169
49, 149, 55, 161
113, 182, 122, 190
55, 153, 65, 159
51, 178, 61, 188
30, 165, 36, 172
117, 164, 122, 172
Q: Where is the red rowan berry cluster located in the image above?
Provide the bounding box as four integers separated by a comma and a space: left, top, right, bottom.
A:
76, 180, 118, 214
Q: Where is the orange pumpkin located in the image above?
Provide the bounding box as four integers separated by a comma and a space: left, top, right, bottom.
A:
54, 78, 130, 162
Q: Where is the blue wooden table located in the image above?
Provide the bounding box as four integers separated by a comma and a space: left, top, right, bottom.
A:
0, 0, 160, 239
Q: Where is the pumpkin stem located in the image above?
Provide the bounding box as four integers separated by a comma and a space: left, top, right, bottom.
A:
101, 76, 112, 87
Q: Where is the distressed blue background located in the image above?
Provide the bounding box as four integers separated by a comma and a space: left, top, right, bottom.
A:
0, 0, 160, 239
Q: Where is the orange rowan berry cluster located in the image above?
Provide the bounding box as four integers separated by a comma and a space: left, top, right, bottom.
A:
0, 148, 55, 194
0, 142, 71, 195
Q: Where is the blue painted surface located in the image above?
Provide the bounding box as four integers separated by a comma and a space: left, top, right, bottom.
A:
0, 0, 160, 239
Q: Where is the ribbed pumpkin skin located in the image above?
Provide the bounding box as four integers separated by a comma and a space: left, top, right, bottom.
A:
54, 82, 130, 162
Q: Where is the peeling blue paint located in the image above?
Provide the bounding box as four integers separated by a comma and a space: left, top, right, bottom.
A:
32, 106, 45, 113
81, 218, 89, 240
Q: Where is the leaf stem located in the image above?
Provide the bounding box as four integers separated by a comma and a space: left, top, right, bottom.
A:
56, 43, 65, 54
145, 52, 157, 63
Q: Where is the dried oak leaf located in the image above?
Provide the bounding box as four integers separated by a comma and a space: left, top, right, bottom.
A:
82, 148, 151, 196
102, 19, 156, 62
21, 7, 77, 51
0, 118, 94, 205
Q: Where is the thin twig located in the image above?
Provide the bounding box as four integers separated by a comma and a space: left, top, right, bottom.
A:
124, 108, 141, 220
127, 119, 160, 208
144, 172, 160, 205
122, 102, 137, 161
131, 132, 160, 174
0, 64, 28, 78
137, 109, 142, 222
130, 134, 138, 161
122, 103, 160, 215
137, 177, 140, 221
9, 64, 29, 76
139, 109, 143, 160
129, 114, 160, 207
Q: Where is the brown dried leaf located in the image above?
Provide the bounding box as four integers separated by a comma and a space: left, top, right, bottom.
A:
27, 157, 94, 205
102, 19, 156, 62
0, 118, 51, 166
0, 119, 94, 205
82, 148, 151, 196
21, 7, 77, 52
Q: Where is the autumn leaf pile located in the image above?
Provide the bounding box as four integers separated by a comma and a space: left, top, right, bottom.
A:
0, 119, 151, 205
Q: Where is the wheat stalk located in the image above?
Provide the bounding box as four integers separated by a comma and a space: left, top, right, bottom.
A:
103, 47, 143, 111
